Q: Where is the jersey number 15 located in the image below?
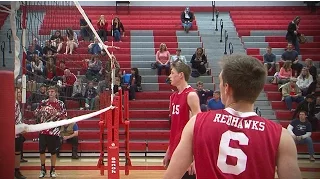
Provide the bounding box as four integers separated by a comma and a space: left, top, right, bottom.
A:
172, 105, 180, 115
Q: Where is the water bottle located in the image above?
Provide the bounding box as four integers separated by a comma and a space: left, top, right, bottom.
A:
123, 70, 126, 75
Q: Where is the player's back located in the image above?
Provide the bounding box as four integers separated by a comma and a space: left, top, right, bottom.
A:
193, 107, 282, 179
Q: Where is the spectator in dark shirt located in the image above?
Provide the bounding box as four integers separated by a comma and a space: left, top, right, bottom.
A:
280, 43, 303, 77
207, 90, 225, 110
80, 18, 93, 41
50, 30, 63, 53
180, 7, 194, 33
286, 16, 301, 55
307, 74, 320, 97
196, 81, 213, 112
97, 15, 108, 42
112, 17, 125, 42
27, 84, 47, 111
305, 58, 317, 82
42, 40, 57, 57
128, 68, 142, 100
292, 95, 315, 119
287, 111, 315, 161
190, 47, 208, 75
263, 46, 279, 73
84, 81, 98, 110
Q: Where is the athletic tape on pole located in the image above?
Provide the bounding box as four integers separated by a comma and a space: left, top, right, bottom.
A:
15, 105, 115, 135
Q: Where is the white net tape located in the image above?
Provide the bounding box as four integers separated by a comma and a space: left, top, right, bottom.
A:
15, 105, 115, 135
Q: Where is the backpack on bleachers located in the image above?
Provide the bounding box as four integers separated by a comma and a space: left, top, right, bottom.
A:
122, 74, 131, 85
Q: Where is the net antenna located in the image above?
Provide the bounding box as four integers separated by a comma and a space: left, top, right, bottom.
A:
73, 1, 115, 103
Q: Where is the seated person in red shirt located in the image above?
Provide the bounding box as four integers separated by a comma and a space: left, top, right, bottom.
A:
61, 69, 77, 97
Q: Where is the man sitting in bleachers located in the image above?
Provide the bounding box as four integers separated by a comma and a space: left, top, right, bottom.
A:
263, 46, 279, 73
170, 48, 187, 64
280, 77, 304, 111
58, 122, 79, 159
287, 111, 315, 161
196, 81, 213, 112
280, 43, 303, 77
207, 90, 225, 111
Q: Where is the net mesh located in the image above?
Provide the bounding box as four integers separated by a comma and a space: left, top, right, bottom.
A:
12, 1, 117, 104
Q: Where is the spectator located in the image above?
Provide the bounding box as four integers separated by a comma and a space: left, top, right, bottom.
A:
180, 7, 194, 33
307, 74, 320, 97
58, 123, 79, 159
88, 37, 103, 55
43, 49, 57, 66
286, 16, 301, 55
50, 30, 63, 53
72, 79, 86, 110
44, 58, 57, 86
30, 55, 44, 83
292, 95, 318, 131
272, 61, 292, 84
263, 46, 279, 73
207, 90, 225, 111
170, 48, 187, 64
128, 68, 142, 100
34, 86, 67, 178
280, 77, 304, 111
97, 15, 108, 42
112, 17, 125, 42
287, 111, 315, 161
281, 43, 303, 77
85, 55, 103, 82
305, 58, 317, 82
42, 40, 57, 59
31, 38, 43, 56
196, 81, 213, 112
80, 18, 93, 41
84, 81, 98, 110
190, 47, 208, 75
64, 28, 79, 55
155, 43, 171, 76
27, 84, 47, 111
62, 69, 77, 97
56, 60, 66, 78
14, 87, 27, 179
296, 67, 313, 96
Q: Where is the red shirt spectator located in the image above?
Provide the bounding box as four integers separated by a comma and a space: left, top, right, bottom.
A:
63, 69, 77, 87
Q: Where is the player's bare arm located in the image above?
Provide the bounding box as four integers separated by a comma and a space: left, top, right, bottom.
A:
187, 92, 201, 116
163, 116, 196, 179
276, 128, 301, 179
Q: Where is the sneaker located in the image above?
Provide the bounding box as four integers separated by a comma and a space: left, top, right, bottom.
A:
15, 170, 26, 179
50, 171, 57, 178
20, 158, 28, 163
39, 170, 46, 178
310, 156, 316, 161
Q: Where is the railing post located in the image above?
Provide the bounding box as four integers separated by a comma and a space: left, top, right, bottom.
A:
7, 29, 12, 54
215, 10, 219, 31
224, 30, 228, 55
1, 41, 5, 67
220, 19, 223, 42
229, 42, 234, 55
211, 1, 215, 21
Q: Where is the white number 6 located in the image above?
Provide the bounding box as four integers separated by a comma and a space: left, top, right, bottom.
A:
217, 130, 249, 175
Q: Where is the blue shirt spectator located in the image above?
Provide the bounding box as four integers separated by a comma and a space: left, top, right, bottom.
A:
207, 91, 225, 110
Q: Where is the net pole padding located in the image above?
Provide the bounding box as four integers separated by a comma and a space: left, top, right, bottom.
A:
124, 90, 129, 122
73, 1, 115, 103
123, 90, 131, 175
118, 88, 124, 124
0, 71, 15, 179
107, 96, 120, 179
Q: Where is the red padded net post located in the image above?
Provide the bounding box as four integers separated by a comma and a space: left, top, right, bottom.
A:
0, 71, 15, 178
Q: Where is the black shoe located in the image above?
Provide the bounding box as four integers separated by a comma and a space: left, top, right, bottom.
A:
72, 154, 79, 159
15, 170, 26, 179
20, 158, 28, 163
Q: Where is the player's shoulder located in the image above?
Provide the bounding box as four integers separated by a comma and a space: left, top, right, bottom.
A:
196, 109, 224, 122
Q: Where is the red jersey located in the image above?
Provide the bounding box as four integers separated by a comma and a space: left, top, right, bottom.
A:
34, 99, 67, 136
168, 86, 194, 159
193, 108, 282, 179
64, 73, 77, 86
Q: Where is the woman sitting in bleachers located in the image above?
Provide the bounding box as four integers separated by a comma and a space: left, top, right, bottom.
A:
305, 58, 317, 82
44, 58, 57, 86
271, 61, 292, 84
84, 81, 98, 110
50, 30, 63, 53
85, 54, 103, 82
112, 17, 125, 42
307, 74, 320, 97
296, 67, 313, 96
127, 68, 142, 100
97, 15, 108, 42
155, 43, 171, 76
30, 55, 44, 83
190, 47, 208, 76
64, 28, 79, 55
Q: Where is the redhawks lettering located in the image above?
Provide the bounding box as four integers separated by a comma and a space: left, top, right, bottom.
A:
111, 157, 117, 174
213, 113, 265, 132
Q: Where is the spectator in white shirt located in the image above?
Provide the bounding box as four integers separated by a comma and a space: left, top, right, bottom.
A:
296, 67, 313, 96
170, 48, 187, 64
